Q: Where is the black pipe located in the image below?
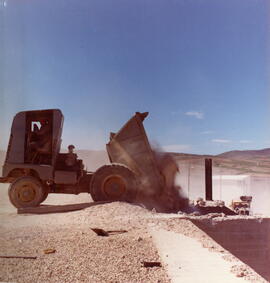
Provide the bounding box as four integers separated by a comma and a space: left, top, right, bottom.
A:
205, 158, 213, 200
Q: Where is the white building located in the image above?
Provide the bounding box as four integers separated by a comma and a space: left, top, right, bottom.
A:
213, 175, 250, 204
213, 175, 270, 215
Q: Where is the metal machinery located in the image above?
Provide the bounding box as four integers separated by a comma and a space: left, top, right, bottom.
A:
231, 196, 252, 215
0, 109, 182, 211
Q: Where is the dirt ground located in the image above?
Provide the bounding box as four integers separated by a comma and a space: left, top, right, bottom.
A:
0, 183, 267, 283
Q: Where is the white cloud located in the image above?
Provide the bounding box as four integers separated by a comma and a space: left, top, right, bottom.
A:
185, 111, 204, 119
212, 139, 231, 144
162, 144, 191, 152
239, 140, 252, 144
0, 0, 7, 8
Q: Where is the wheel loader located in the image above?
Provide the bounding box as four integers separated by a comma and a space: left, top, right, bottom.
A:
0, 109, 184, 212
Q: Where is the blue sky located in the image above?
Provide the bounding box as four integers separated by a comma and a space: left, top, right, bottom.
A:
0, 0, 269, 154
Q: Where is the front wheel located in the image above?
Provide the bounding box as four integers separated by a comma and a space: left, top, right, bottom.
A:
90, 164, 138, 202
8, 176, 45, 208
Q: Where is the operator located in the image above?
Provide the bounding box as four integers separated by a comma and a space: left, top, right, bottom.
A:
28, 118, 52, 163
30, 119, 51, 150
65, 144, 78, 167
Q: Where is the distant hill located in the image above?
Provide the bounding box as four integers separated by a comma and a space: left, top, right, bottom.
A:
171, 148, 270, 161
170, 152, 212, 160
76, 150, 109, 171
217, 148, 270, 160
169, 149, 270, 176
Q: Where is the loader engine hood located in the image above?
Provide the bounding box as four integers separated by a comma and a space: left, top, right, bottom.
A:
106, 112, 165, 196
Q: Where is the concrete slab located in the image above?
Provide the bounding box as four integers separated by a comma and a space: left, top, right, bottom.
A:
149, 227, 248, 283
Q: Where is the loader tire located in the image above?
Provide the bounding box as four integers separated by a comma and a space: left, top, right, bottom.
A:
90, 164, 138, 202
8, 176, 44, 208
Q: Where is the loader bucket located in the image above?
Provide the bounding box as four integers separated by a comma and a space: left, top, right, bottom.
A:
106, 112, 165, 197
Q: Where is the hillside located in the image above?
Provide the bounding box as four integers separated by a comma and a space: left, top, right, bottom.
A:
76, 150, 109, 171
217, 148, 270, 160
171, 149, 270, 176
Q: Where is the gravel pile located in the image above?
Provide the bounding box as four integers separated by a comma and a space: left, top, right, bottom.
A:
0, 201, 267, 282
0, 202, 168, 283
70, 202, 155, 225
0, 226, 167, 283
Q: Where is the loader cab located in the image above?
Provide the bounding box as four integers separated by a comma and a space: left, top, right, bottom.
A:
3, 109, 64, 180
6, 109, 63, 166
25, 111, 54, 165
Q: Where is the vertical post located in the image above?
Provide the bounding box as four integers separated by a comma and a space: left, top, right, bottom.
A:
187, 162, 190, 198
205, 158, 213, 201
220, 175, 222, 200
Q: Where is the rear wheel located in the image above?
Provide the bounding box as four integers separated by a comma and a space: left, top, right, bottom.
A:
90, 164, 137, 202
8, 176, 44, 208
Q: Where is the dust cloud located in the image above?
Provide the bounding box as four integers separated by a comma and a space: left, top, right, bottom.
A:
175, 158, 270, 216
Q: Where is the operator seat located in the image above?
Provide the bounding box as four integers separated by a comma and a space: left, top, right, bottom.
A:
31, 141, 52, 164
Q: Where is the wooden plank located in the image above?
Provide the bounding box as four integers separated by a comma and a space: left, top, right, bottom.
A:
142, 261, 161, 268
0, 255, 37, 259
17, 201, 110, 214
